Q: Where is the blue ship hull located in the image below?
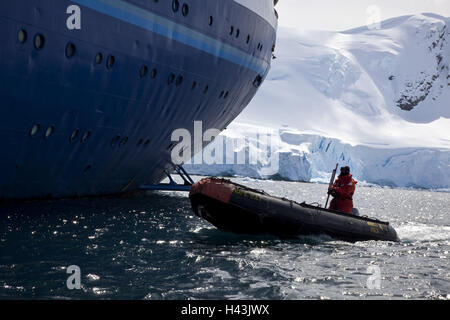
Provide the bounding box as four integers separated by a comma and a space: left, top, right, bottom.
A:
0, 0, 277, 199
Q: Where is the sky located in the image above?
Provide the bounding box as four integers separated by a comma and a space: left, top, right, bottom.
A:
276, 0, 450, 31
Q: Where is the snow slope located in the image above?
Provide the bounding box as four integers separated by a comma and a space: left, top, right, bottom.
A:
237, 13, 450, 148
184, 14, 450, 189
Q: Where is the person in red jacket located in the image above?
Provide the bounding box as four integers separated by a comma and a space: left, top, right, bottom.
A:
328, 166, 357, 214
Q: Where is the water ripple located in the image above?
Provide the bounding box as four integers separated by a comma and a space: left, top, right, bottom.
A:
0, 178, 449, 299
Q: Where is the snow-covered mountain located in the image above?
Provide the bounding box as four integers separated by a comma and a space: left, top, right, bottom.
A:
184, 14, 450, 189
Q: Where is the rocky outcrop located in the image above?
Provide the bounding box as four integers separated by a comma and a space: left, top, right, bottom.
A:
396, 23, 449, 111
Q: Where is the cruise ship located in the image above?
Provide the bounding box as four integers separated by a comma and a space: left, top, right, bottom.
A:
0, 0, 278, 199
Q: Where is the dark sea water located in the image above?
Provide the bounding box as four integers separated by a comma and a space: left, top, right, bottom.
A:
1, 177, 449, 300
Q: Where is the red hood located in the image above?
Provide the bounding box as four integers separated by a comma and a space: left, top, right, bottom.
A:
338, 174, 356, 183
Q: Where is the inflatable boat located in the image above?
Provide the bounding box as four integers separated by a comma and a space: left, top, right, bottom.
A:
189, 178, 399, 242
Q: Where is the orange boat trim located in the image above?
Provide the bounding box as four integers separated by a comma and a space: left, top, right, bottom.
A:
189, 178, 235, 204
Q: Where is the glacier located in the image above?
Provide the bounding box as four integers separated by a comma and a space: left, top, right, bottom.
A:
183, 123, 450, 190
184, 14, 450, 190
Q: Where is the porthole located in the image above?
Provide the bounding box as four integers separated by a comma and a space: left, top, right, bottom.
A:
229, 26, 234, 36
253, 75, 263, 88
70, 129, 80, 143
29, 124, 40, 137
247, 35, 251, 44
120, 137, 129, 146
95, 53, 103, 64
236, 29, 240, 38
182, 4, 189, 16
172, 0, 179, 12
65, 42, 76, 59
81, 131, 91, 143
140, 65, 148, 78
168, 73, 175, 85
260, 44, 263, 51
144, 139, 150, 146
175, 75, 183, 86
151, 68, 157, 79
137, 139, 143, 146
191, 81, 197, 90
224, 91, 229, 99
84, 165, 92, 173
34, 34, 45, 50
209, 16, 213, 26
111, 135, 121, 147
219, 91, 224, 98
18, 29, 27, 43
106, 55, 115, 70
203, 85, 209, 94
45, 126, 54, 138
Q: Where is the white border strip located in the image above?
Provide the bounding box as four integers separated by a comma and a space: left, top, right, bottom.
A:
233, 0, 278, 30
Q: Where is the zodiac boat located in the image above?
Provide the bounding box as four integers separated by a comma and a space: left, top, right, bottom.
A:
189, 178, 399, 242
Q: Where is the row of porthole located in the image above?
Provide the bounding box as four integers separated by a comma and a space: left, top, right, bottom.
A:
227, 25, 262, 50
111, 135, 150, 147
95, 52, 116, 70
18, 28, 241, 96
66, 43, 116, 70
156, 0, 264, 53
20, 28, 206, 93
29, 124, 92, 143
121, 0, 263, 51
219, 90, 229, 99
65, 41, 116, 70
18, 27, 234, 109
111, 135, 151, 148
172, 0, 189, 17
17, 29, 117, 70
26, 126, 148, 174
152, 0, 191, 18
18, 29, 45, 50
168, 73, 184, 86
138, 60, 232, 99
29, 124, 54, 139
139, 67, 212, 95
202, 8, 265, 51
227, 26, 257, 47
139, 65, 158, 79
70, 129, 92, 143
19, 11, 266, 61
29, 124, 153, 149
164, 72, 231, 98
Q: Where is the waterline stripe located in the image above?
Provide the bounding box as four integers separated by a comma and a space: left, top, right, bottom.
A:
72, 0, 269, 74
